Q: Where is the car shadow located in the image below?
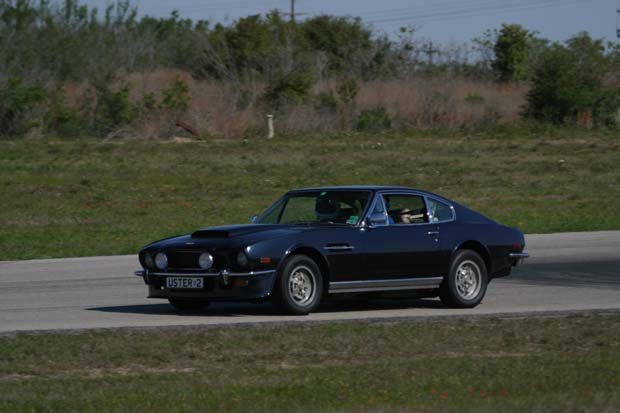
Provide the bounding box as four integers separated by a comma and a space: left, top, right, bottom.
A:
509, 260, 620, 289
87, 297, 445, 317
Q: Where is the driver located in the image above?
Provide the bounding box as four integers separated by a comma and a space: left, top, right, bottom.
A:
315, 194, 340, 222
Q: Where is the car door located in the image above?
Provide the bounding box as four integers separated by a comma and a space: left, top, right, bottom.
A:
319, 226, 368, 282
361, 193, 443, 280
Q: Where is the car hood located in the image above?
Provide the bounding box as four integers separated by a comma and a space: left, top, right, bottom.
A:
143, 224, 308, 250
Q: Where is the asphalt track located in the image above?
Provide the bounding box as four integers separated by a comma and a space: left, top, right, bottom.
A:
0, 231, 619, 334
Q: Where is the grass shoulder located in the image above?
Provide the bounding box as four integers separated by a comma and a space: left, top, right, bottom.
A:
1, 126, 619, 260
1, 313, 619, 412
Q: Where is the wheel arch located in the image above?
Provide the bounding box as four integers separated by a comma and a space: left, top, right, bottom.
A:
453, 240, 492, 274
279, 245, 331, 295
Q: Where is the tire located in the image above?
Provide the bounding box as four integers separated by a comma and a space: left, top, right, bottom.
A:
439, 250, 488, 308
168, 299, 210, 312
273, 254, 324, 315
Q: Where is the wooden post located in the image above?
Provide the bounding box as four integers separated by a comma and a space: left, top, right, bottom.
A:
267, 114, 274, 139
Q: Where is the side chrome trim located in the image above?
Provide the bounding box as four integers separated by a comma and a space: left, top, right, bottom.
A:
509, 252, 529, 259
328, 277, 443, 294
135, 269, 276, 278
323, 245, 355, 252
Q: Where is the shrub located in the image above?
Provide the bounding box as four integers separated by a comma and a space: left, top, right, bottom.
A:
235, 89, 253, 111
464, 93, 485, 104
46, 106, 85, 138
93, 85, 135, 136
45, 96, 87, 138
356, 106, 391, 131
161, 77, 191, 112
0, 78, 45, 136
141, 93, 157, 111
263, 70, 314, 111
337, 78, 359, 104
314, 91, 338, 112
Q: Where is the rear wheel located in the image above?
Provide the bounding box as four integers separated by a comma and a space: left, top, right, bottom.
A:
439, 250, 488, 308
168, 299, 210, 312
273, 254, 323, 315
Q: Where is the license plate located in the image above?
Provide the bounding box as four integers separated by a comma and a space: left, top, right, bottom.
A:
165, 277, 204, 289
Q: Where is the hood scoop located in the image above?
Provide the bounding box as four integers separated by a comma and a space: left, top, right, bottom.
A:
191, 230, 229, 239
191, 224, 292, 240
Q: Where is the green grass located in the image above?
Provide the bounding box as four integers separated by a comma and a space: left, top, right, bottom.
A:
1, 314, 619, 412
1, 126, 619, 260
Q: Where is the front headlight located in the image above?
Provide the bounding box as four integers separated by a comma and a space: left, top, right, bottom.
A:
155, 252, 168, 270
237, 251, 249, 267
198, 252, 214, 269
143, 252, 154, 269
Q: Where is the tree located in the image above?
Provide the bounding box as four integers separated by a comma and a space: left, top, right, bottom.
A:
300, 15, 373, 75
492, 24, 532, 81
524, 32, 619, 125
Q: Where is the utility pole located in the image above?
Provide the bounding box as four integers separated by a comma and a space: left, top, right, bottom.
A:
422, 42, 439, 66
617, 9, 620, 38
283, 0, 306, 23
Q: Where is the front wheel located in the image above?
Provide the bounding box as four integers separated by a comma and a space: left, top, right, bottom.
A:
439, 250, 488, 308
273, 255, 323, 315
168, 299, 210, 312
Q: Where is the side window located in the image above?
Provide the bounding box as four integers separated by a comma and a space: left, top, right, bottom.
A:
428, 198, 454, 223
384, 195, 428, 225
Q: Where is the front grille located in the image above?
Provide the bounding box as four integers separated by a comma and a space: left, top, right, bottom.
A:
167, 251, 228, 271
168, 251, 199, 269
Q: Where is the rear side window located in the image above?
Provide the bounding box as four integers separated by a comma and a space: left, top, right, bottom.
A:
428, 198, 454, 222
383, 194, 428, 224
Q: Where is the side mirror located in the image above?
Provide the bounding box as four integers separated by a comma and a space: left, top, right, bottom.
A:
367, 212, 388, 227
250, 215, 259, 224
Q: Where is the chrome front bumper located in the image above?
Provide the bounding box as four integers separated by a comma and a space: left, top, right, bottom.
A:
135, 268, 277, 301
134, 269, 276, 278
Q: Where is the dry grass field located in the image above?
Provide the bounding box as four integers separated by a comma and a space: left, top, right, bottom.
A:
58, 69, 527, 139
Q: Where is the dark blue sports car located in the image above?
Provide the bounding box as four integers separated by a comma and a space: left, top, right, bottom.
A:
134, 186, 528, 314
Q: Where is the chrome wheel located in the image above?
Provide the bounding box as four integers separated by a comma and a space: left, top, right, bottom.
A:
455, 260, 482, 300
275, 255, 324, 315
288, 265, 316, 307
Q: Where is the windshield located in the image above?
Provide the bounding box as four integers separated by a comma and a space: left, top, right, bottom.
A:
257, 190, 372, 226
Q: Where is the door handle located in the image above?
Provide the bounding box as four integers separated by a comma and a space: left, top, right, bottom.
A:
427, 231, 439, 236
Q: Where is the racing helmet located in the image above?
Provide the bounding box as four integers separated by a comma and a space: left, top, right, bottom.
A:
315, 194, 340, 221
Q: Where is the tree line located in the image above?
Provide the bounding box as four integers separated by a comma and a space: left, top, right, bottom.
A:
0, 0, 619, 138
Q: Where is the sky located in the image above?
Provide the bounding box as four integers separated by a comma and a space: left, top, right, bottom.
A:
77, 0, 619, 45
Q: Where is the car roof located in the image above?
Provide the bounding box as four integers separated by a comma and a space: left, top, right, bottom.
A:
287, 185, 453, 202
289, 185, 424, 193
